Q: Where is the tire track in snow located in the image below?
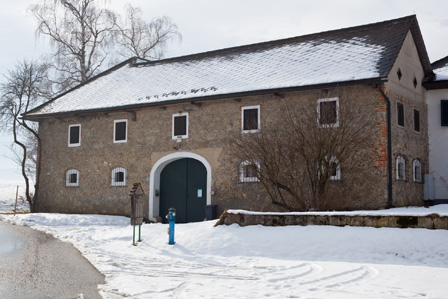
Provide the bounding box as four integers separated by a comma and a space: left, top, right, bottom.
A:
297, 266, 379, 293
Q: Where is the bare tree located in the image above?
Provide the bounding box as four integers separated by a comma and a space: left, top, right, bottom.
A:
0, 60, 52, 212
231, 93, 376, 211
115, 4, 181, 60
30, 1, 182, 91
30, 0, 117, 91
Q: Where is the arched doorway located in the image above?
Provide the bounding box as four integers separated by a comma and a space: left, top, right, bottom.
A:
149, 152, 212, 222
159, 158, 206, 223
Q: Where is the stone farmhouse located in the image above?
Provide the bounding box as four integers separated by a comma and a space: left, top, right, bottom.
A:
24, 15, 432, 222
424, 56, 448, 203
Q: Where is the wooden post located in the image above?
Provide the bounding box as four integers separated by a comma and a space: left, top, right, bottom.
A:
14, 185, 19, 216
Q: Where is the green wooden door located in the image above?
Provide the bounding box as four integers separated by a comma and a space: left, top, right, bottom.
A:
159, 158, 207, 223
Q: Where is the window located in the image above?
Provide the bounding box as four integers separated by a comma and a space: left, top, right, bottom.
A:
68, 124, 81, 147
441, 100, 448, 126
172, 112, 188, 139
396, 156, 406, 180
111, 167, 127, 186
413, 159, 422, 183
318, 97, 339, 127
413, 109, 420, 132
397, 68, 402, 80
114, 120, 127, 143
413, 77, 418, 88
66, 169, 80, 187
242, 105, 260, 133
239, 160, 260, 182
329, 159, 341, 181
397, 102, 404, 127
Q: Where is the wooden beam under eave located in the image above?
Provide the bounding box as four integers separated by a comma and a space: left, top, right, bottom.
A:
233, 98, 242, 102
191, 101, 202, 107
274, 92, 285, 98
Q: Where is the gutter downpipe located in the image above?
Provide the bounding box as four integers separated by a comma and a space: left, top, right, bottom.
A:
378, 81, 394, 208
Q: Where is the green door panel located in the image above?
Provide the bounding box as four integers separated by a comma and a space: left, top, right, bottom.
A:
159, 158, 207, 223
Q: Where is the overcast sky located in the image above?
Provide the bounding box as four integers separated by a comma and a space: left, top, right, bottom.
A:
1, 0, 448, 180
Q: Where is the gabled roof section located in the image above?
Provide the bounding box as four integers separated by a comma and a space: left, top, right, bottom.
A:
25, 15, 431, 119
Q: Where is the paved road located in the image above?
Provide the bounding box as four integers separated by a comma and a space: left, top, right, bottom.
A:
0, 221, 105, 299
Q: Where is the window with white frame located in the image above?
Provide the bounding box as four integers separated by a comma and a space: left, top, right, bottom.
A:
172, 112, 188, 139
241, 105, 260, 133
413, 159, 422, 183
396, 156, 406, 180
317, 97, 339, 127
111, 167, 127, 186
68, 124, 81, 147
329, 158, 341, 181
66, 169, 80, 187
114, 119, 128, 143
239, 160, 260, 182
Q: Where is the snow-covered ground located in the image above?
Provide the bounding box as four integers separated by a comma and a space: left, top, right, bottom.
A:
0, 180, 30, 213
1, 205, 448, 298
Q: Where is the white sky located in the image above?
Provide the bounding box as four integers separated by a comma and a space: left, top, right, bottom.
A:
1, 0, 448, 180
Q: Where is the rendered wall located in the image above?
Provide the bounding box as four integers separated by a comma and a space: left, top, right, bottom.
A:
427, 89, 448, 199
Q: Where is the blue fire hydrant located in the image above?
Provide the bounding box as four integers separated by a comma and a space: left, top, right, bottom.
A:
167, 207, 176, 245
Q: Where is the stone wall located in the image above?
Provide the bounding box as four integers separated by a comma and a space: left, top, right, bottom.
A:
35, 82, 425, 219
386, 31, 428, 207
215, 211, 448, 230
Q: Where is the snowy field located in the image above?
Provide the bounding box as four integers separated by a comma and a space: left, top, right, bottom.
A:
0, 180, 30, 213
1, 205, 448, 298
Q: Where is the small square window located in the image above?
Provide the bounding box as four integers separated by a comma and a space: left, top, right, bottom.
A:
242, 105, 260, 133
111, 167, 127, 186
66, 169, 80, 187
413, 109, 420, 132
397, 102, 404, 127
318, 97, 339, 127
240, 161, 260, 182
114, 120, 127, 143
68, 124, 81, 147
172, 112, 189, 139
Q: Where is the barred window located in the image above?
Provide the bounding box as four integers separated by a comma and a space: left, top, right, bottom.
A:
240, 161, 260, 182
396, 156, 406, 180
66, 169, 80, 187
413, 159, 422, 183
111, 167, 127, 186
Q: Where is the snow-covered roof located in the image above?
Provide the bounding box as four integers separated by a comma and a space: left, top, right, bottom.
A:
26, 15, 430, 118
432, 56, 448, 81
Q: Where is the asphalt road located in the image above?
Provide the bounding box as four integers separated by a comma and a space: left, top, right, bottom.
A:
0, 221, 105, 299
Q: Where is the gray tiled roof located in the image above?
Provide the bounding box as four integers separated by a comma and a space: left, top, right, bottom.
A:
26, 15, 430, 118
